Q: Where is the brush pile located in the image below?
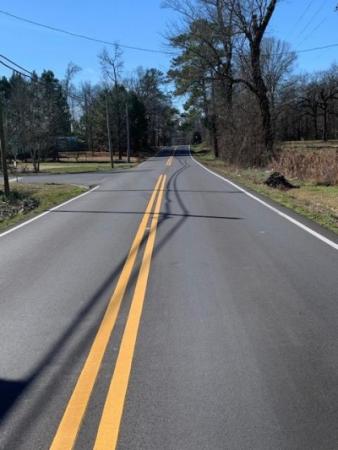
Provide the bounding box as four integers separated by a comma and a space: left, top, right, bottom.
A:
264, 172, 299, 190
0, 191, 38, 221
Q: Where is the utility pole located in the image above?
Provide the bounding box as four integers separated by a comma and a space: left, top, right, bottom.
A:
0, 99, 10, 198
126, 103, 131, 163
106, 95, 114, 168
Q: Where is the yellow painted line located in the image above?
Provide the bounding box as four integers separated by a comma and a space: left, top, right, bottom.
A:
93, 175, 167, 450
50, 175, 163, 450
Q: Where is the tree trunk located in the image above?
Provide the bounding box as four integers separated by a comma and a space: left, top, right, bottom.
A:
323, 107, 328, 141
313, 113, 318, 140
212, 117, 219, 158
105, 95, 114, 168
210, 78, 219, 158
33, 156, 40, 173
0, 102, 10, 198
259, 94, 274, 156
251, 43, 274, 160
32, 145, 40, 173
216, 0, 234, 113
115, 94, 123, 161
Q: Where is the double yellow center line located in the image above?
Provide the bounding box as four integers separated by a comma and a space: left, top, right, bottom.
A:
50, 174, 166, 450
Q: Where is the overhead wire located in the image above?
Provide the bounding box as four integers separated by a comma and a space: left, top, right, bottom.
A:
0, 7, 337, 61
0, 53, 32, 74
0, 57, 84, 103
296, 16, 328, 48
0, 9, 178, 56
288, 0, 316, 37
0, 58, 83, 133
295, 0, 327, 40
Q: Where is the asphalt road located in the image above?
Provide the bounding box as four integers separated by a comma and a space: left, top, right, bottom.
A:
0, 146, 337, 450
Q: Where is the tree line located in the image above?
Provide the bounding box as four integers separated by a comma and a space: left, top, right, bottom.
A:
0, 70, 70, 173
166, 0, 338, 166
76, 47, 177, 161
0, 46, 177, 194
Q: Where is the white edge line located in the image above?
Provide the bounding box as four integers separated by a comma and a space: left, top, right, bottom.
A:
190, 148, 338, 251
0, 185, 100, 239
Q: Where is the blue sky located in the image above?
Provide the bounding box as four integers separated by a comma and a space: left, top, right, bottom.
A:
0, 0, 337, 87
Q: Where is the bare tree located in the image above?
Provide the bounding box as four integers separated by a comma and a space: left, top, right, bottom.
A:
202, 0, 236, 109
63, 62, 82, 131
231, 0, 278, 159
299, 79, 321, 140
99, 45, 124, 159
165, 0, 279, 163
80, 82, 96, 154
297, 67, 338, 141
317, 67, 338, 141
260, 37, 296, 135
99, 46, 123, 88
0, 99, 10, 197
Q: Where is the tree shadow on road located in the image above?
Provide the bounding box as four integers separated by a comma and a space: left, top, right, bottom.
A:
0, 148, 240, 447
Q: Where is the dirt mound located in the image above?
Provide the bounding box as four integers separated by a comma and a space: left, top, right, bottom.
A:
264, 172, 299, 190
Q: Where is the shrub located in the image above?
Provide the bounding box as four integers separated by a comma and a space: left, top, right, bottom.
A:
273, 149, 338, 185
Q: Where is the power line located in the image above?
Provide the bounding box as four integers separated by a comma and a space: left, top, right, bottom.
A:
296, 16, 328, 48
235, 41, 338, 58
0, 58, 84, 128
0, 9, 177, 56
0, 59, 23, 75
0, 7, 337, 61
296, 0, 327, 40
1, 7, 338, 60
289, 0, 316, 35
295, 42, 338, 55
1, 39, 338, 94
0, 53, 32, 74
0, 57, 84, 103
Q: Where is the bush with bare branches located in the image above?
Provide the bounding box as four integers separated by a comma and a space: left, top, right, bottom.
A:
273, 148, 338, 186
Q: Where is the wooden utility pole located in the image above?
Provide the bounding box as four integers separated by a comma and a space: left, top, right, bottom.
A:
106, 95, 114, 168
126, 103, 131, 163
0, 99, 10, 197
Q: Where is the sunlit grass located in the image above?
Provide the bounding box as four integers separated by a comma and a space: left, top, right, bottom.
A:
0, 183, 87, 232
15, 161, 136, 174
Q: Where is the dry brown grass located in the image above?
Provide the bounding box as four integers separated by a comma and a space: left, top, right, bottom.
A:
273, 148, 338, 186
194, 146, 338, 234
280, 140, 338, 151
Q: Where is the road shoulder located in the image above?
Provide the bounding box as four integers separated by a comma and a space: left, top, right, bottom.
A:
192, 150, 338, 248
0, 183, 90, 236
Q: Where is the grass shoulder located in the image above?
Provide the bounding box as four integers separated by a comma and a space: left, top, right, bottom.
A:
14, 161, 136, 175
0, 183, 87, 233
192, 146, 338, 235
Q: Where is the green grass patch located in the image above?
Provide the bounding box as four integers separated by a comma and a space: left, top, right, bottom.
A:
15, 161, 136, 175
192, 146, 338, 235
0, 183, 87, 232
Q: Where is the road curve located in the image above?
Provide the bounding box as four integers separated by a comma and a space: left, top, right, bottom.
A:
0, 147, 337, 450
